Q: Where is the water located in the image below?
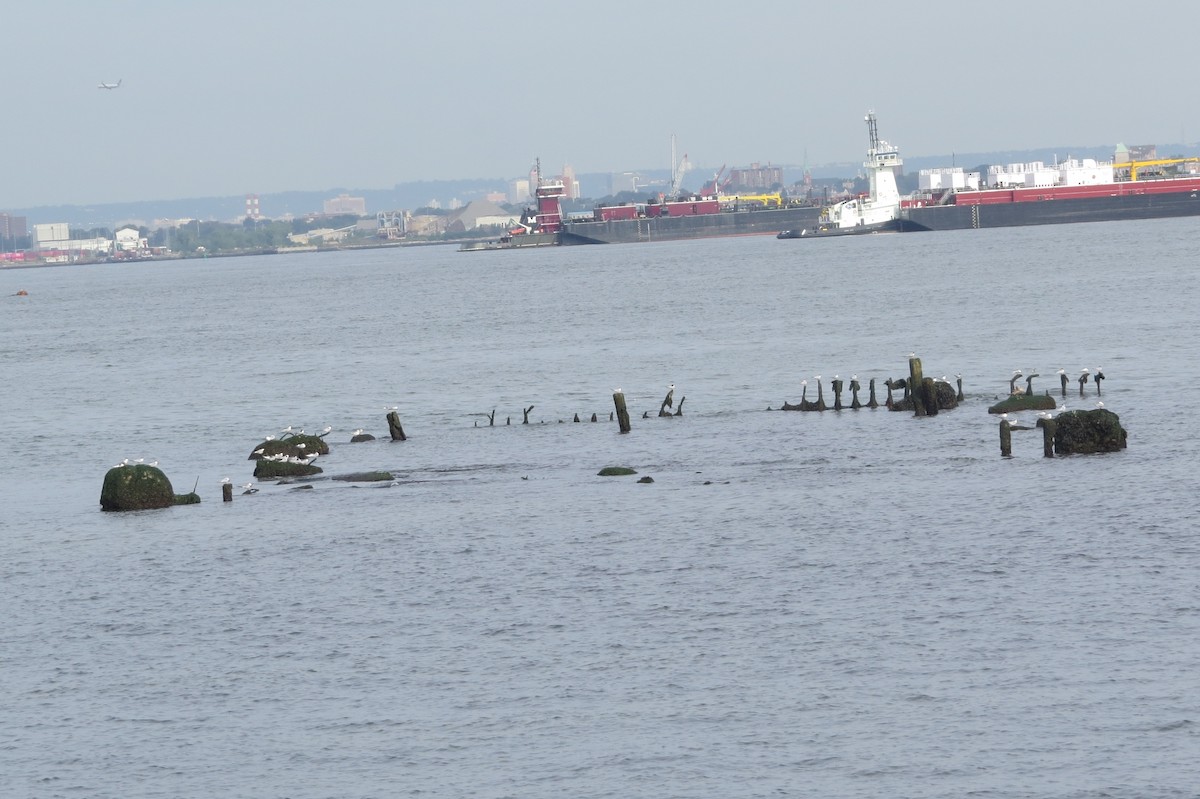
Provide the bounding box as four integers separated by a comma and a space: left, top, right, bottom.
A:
3, 222, 1199, 798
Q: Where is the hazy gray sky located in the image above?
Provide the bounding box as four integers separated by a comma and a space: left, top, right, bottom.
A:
3, 0, 1195, 207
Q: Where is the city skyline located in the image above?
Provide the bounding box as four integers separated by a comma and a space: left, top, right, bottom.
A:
3, 0, 1195, 209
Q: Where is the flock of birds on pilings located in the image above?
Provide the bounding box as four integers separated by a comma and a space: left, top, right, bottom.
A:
103, 356, 1121, 509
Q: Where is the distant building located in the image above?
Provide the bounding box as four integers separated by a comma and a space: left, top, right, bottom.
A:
1, 212, 28, 240
245, 194, 261, 219
115, 226, 148, 252
30, 222, 112, 259
727, 163, 784, 191
323, 194, 367, 215
33, 223, 70, 248
376, 210, 408, 240
1114, 143, 1157, 164
561, 164, 578, 199
508, 179, 530, 204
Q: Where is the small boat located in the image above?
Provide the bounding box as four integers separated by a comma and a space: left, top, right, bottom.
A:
779, 112, 904, 240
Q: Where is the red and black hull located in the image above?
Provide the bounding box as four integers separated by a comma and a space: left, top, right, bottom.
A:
902, 179, 1200, 231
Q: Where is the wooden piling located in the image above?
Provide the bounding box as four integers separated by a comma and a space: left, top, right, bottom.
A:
1000, 419, 1012, 456
909, 357, 926, 416
1060, 372, 1069, 397
387, 410, 407, 441
523, 405, 534, 424
850, 378, 862, 409
921, 377, 939, 416
573, 413, 580, 422
956, 376, 964, 402
612, 391, 631, 433
868, 378, 879, 408
487, 409, 495, 427
222, 483, 233, 502
832, 378, 844, 410
1039, 418, 1057, 458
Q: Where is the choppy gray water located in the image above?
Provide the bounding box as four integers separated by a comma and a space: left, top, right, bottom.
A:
3, 222, 1199, 798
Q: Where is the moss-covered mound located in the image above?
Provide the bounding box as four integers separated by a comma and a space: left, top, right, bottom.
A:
989, 394, 1057, 414
288, 434, 329, 455
350, 433, 376, 443
249, 434, 329, 460
101, 464, 196, 512
254, 459, 323, 479
1054, 408, 1128, 454
598, 466, 638, 476
332, 471, 394, 482
173, 492, 201, 505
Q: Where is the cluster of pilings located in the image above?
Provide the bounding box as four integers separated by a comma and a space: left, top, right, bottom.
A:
779, 358, 962, 415
472, 385, 683, 433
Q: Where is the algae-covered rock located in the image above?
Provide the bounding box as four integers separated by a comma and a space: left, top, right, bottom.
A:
332, 471, 394, 482
1054, 408, 1128, 454
249, 434, 329, 460
350, 433, 376, 443
598, 466, 638, 476
254, 459, 323, 479
101, 465, 178, 511
173, 492, 201, 505
989, 394, 1057, 414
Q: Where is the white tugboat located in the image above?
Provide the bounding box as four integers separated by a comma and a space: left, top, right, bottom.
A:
778, 112, 906, 238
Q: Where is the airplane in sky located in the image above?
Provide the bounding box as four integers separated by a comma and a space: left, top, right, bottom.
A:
98, 79, 122, 90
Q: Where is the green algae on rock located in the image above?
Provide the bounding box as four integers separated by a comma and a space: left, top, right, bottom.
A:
100, 464, 199, 512
597, 466, 638, 476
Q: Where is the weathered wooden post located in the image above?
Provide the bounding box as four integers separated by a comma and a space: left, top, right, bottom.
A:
659, 384, 675, 417
612, 391, 631, 433
921, 377, 939, 416
1025, 373, 1038, 395
1059, 369, 1069, 397
590, 413, 597, 422
850, 377, 862, 409
1078, 369, 1090, 397
523, 405, 534, 424
868, 377, 879, 408
909, 357, 926, 416
222, 482, 233, 502
999, 418, 1012, 457
573, 413, 580, 422
387, 410, 407, 441
815, 378, 827, 411
1094, 369, 1104, 396
832, 377, 844, 410
956, 374, 965, 402
1038, 417, 1057, 458
674, 396, 685, 416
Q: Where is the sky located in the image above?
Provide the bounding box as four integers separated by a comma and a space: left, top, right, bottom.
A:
3, 0, 1197, 208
